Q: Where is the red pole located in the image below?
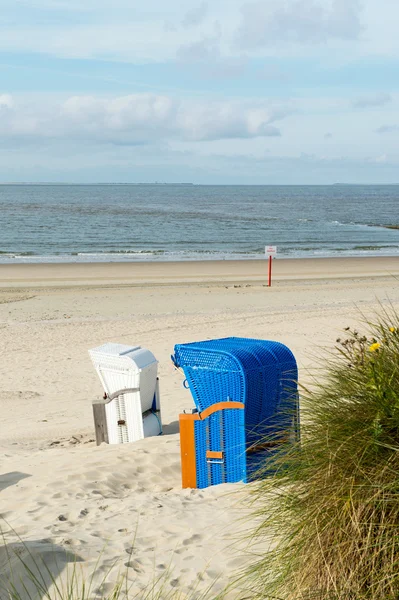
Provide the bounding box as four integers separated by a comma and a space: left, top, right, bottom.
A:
268, 255, 272, 287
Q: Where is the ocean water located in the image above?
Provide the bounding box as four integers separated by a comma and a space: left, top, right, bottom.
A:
1, 184, 398, 263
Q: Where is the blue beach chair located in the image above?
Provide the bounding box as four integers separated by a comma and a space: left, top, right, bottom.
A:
172, 337, 299, 488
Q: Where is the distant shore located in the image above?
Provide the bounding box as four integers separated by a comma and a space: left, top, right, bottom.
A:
0, 256, 398, 289
0, 182, 195, 186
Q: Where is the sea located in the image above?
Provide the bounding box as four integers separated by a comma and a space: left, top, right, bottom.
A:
1, 184, 398, 263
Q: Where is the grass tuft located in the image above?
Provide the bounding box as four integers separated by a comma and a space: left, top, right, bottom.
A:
243, 308, 399, 600
0, 529, 227, 600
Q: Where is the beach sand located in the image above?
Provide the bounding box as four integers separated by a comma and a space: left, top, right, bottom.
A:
1, 257, 399, 598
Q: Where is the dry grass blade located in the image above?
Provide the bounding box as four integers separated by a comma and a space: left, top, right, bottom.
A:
0, 526, 228, 600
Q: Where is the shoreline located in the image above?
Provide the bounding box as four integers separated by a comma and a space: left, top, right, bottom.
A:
0, 256, 398, 289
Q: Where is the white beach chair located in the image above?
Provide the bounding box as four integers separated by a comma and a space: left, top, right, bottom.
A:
89, 343, 161, 445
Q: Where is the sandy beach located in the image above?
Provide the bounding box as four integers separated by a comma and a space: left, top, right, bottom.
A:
1, 257, 399, 598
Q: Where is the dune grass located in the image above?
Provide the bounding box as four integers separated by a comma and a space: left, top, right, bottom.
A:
243, 307, 399, 600
0, 531, 226, 600
0, 552, 225, 600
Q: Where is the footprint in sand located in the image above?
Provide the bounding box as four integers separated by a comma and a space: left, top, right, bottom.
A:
183, 555, 195, 562
183, 533, 202, 546
125, 559, 144, 573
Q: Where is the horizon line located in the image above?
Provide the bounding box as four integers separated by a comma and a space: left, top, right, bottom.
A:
1, 182, 399, 186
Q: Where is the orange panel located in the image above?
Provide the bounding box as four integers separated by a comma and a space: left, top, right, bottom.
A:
179, 414, 197, 488
180, 412, 200, 421
206, 450, 224, 460
200, 401, 244, 420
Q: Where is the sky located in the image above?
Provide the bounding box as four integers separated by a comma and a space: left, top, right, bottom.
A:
1, 0, 398, 184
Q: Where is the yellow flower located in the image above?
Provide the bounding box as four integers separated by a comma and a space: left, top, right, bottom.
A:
369, 342, 381, 352
389, 327, 396, 333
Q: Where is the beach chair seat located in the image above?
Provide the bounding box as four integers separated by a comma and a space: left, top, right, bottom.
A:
89, 343, 162, 445
172, 337, 298, 488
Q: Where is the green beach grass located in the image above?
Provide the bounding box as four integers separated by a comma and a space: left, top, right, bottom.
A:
242, 307, 399, 599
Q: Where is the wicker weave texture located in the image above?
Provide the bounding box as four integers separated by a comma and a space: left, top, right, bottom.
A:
173, 336, 297, 425
194, 407, 246, 488
174, 337, 298, 487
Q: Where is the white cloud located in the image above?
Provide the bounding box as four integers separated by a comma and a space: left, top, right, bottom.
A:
0, 93, 289, 144
2, 1, 399, 183
178, 104, 283, 140
353, 93, 391, 109
0, 1, 233, 63
235, 0, 363, 49
177, 35, 220, 62
0, 94, 13, 109
373, 153, 388, 163
0, 0, 371, 64
375, 124, 399, 134
182, 2, 208, 27
176, 36, 248, 78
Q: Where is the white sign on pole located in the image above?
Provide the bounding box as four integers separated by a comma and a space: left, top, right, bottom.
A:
265, 246, 277, 257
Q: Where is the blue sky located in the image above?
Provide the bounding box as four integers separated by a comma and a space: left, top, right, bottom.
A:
1, 0, 398, 183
